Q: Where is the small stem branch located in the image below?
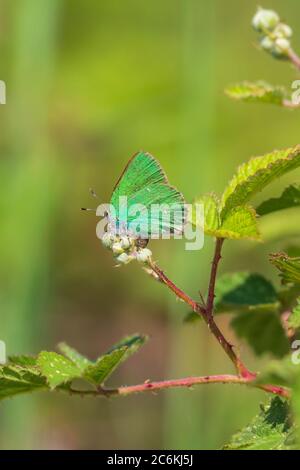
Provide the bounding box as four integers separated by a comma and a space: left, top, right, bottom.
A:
148, 240, 255, 379
206, 238, 224, 316
282, 99, 300, 109
142, 238, 290, 398
67, 374, 290, 399
288, 48, 300, 71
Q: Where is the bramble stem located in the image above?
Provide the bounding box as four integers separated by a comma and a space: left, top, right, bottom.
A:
145, 237, 291, 398
149, 240, 253, 378
283, 99, 300, 109
288, 48, 300, 70
67, 374, 289, 398
206, 238, 224, 316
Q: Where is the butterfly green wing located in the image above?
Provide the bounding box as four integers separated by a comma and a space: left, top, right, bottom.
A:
109, 152, 185, 237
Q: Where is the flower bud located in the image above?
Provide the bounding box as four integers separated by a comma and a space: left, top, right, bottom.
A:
115, 253, 134, 265
112, 242, 124, 255
101, 232, 114, 249
120, 236, 132, 250
274, 23, 293, 39
136, 248, 152, 264
274, 37, 290, 55
252, 8, 280, 32
260, 36, 274, 52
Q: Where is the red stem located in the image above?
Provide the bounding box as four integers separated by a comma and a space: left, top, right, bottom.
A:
147, 239, 289, 396
206, 238, 223, 316
288, 48, 300, 71
149, 243, 252, 378
68, 374, 290, 398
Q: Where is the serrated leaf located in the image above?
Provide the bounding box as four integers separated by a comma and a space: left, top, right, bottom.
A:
191, 193, 220, 236
84, 334, 147, 386
231, 307, 289, 358
215, 272, 278, 312
257, 184, 300, 216
225, 81, 287, 106
84, 348, 128, 385
223, 398, 295, 450
216, 205, 261, 240
289, 299, 300, 330
8, 355, 37, 367
191, 197, 261, 241
221, 145, 300, 219
270, 252, 300, 285
37, 352, 82, 389
58, 343, 92, 372
0, 365, 46, 400
106, 334, 147, 360
0, 335, 148, 399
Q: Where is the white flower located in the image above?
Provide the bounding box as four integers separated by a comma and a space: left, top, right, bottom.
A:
252, 8, 280, 32
273, 37, 291, 56
136, 248, 152, 264
112, 242, 124, 255
115, 253, 134, 265
274, 23, 293, 39
260, 36, 274, 52
101, 232, 114, 249
120, 236, 132, 250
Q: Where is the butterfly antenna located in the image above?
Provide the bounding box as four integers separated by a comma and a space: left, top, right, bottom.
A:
89, 188, 100, 200
81, 207, 96, 212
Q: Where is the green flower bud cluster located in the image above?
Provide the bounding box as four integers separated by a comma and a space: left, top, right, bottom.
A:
252, 8, 292, 59
101, 232, 152, 265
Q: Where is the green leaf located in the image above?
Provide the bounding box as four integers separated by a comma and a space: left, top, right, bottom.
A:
37, 352, 82, 389
223, 398, 295, 450
225, 81, 287, 106
230, 307, 289, 358
255, 357, 298, 388
215, 272, 278, 312
216, 205, 261, 240
83, 348, 128, 385
58, 343, 92, 372
221, 145, 300, 219
190, 193, 220, 236
257, 184, 300, 216
270, 252, 300, 285
84, 334, 147, 385
8, 355, 37, 367
191, 199, 261, 240
0, 365, 46, 400
289, 299, 300, 330
0, 334, 148, 400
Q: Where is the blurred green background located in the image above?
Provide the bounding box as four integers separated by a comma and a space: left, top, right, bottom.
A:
0, 0, 299, 450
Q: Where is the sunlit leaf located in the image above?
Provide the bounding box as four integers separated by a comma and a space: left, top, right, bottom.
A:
270, 252, 300, 285
221, 145, 300, 218
191, 193, 220, 236
216, 206, 261, 240
225, 81, 287, 106
37, 352, 81, 389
